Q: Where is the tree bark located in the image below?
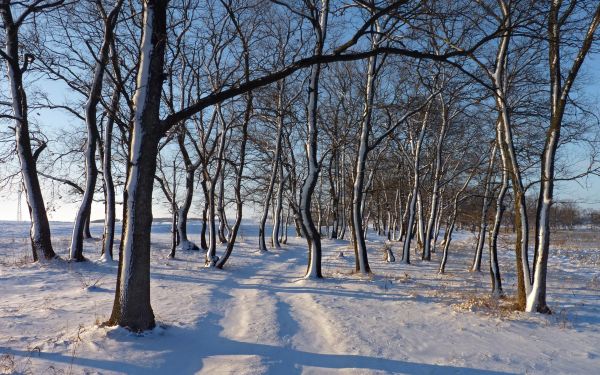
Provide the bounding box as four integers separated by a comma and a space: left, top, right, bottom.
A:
423, 94, 448, 260
101, 88, 120, 261
402, 105, 430, 264
70, 0, 122, 262
350, 39, 378, 274
1, 3, 56, 262
300, 0, 329, 279
258, 81, 285, 252
471, 142, 497, 272
108, 0, 168, 331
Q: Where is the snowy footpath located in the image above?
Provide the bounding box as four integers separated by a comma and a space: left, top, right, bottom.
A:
1, 221, 599, 374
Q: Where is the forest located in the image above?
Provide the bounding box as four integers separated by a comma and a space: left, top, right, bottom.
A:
1, 1, 600, 373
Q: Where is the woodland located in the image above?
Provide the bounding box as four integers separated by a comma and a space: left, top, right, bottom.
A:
1, 2, 600, 370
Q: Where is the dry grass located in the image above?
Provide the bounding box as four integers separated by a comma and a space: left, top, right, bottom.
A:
451, 293, 521, 318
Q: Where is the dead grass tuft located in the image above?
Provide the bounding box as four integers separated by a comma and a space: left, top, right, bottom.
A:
452, 293, 521, 318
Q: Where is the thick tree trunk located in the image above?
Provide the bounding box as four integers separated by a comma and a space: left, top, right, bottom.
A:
108, 0, 168, 331
1, 5, 55, 262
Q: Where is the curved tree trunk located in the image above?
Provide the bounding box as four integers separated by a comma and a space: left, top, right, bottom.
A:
176, 134, 199, 251
1, 4, 56, 262
70, 0, 123, 262
217, 167, 228, 244
488, 152, 506, 296
300, 0, 329, 280
205, 105, 228, 267
217, 39, 252, 267
350, 28, 381, 274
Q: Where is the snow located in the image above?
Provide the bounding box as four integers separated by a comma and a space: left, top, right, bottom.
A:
1, 221, 600, 374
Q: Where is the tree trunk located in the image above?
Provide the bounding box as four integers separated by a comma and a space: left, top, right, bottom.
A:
200, 179, 209, 250
1, 4, 56, 262
259, 83, 285, 251
471, 142, 497, 272
272, 164, 287, 249
101, 89, 119, 261
217, 166, 228, 244
176, 134, 199, 251
169, 160, 177, 259
300, 0, 329, 280
108, 0, 168, 331
69, 0, 122, 262
217, 43, 252, 267
350, 44, 378, 273
488, 153, 506, 296
527, 2, 600, 313
423, 95, 448, 260
402, 107, 430, 264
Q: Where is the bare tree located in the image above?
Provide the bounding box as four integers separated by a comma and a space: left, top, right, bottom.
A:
0, 0, 67, 261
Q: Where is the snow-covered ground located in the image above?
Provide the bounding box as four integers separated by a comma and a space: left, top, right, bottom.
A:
1, 221, 599, 374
